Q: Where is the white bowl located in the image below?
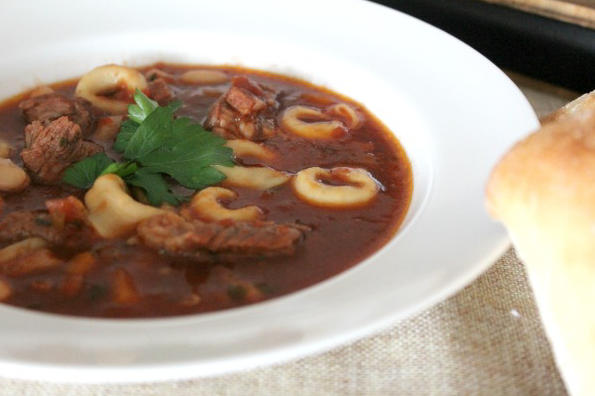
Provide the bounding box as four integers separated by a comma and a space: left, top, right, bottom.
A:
0, 0, 538, 382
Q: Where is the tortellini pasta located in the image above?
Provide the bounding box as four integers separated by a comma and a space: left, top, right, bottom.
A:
85, 174, 165, 238
76, 65, 148, 114
224, 139, 275, 161
281, 105, 344, 139
281, 103, 360, 139
214, 165, 290, 190
188, 187, 263, 222
179, 69, 229, 85
0, 158, 30, 192
293, 167, 379, 208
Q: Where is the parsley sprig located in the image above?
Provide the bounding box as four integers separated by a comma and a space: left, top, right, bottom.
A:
62, 90, 234, 206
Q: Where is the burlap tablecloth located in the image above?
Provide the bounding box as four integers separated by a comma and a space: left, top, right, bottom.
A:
0, 75, 575, 396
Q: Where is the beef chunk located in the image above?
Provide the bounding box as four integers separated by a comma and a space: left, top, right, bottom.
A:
204, 76, 277, 141
226, 86, 266, 115
137, 212, 307, 263
19, 94, 95, 135
21, 117, 103, 184
0, 209, 98, 251
145, 69, 176, 106
148, 77, 175, 106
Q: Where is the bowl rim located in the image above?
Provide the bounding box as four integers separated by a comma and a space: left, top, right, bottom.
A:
0, 0, 538, 382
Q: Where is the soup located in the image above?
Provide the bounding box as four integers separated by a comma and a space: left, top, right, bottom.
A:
0, 63, 412, 318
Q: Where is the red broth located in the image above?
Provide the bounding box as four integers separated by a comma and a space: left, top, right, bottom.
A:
0, 64, 412, 318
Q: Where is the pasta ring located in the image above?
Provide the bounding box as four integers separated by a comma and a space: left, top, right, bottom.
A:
179, 69, 228, 85
0, 237, 47, 263
0, 139, 12, 158
327, 103, 360, 129
224, 139, 275, 161
214, 165, 290, 190
293, 167, 379, 208
75, 65, 148, 114
85, 174, 165, 238
281, 105, 344, 139
189, 187, 263, 222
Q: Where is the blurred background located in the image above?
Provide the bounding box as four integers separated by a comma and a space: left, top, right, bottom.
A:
374, 0, 595, 93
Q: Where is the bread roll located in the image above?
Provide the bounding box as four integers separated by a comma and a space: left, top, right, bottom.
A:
541, 90, 595, 124
486, 103, 595, 396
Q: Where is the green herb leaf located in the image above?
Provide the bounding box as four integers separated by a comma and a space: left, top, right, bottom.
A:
113, 119, 138, 153
127, 90, 182, 125
137, 118, 233, 189
124, 168, 183, 206
116, 95, 183, 154
168, 99, 183, 113
124, 106, 174, 159
100, 161, 138, 178
62, 153, 114, 188
227, 285, 247, 302
127, 89, 159, 124
62, 87, 234, 206
87, 283, 109, 302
